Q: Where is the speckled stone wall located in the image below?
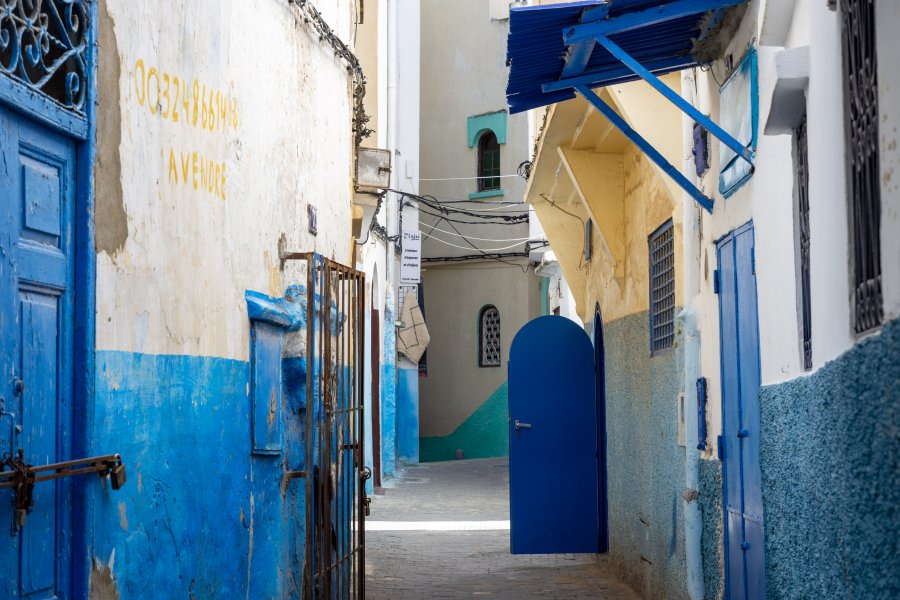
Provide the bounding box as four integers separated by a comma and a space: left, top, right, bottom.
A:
758, 317, 900, 599
698, 459, 723, 600
604, 311, 688, 600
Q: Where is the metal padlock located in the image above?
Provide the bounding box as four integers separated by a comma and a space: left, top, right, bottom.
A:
364, 496, 371, 517
110, 464, 126, 490
15, 509, 27, 528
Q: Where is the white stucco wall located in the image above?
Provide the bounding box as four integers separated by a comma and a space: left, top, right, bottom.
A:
687, 0, 900, 450
95, 0, 358, 361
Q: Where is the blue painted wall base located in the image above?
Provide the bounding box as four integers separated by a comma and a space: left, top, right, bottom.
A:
758, 317, 900, 598
419, 382, 510, 463
87, 350, 308, 598
397, 364, 420, 464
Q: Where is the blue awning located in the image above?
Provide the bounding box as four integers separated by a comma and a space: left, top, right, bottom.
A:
504, 0, 750, 214
506, 0, 742, 114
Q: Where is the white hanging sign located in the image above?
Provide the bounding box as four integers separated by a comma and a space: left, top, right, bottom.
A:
400, 230, 422, 284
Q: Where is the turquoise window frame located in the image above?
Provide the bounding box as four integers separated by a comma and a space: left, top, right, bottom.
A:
468, 111, 508, 200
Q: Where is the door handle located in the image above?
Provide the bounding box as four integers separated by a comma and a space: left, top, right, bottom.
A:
514, 420, 532, 430
737, 428, 750, 438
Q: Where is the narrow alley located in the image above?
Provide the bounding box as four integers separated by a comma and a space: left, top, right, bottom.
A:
366, 459, 639, 600
0, 0, 898, 598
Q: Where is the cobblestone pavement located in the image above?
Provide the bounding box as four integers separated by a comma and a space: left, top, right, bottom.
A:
364, 458, 639, 599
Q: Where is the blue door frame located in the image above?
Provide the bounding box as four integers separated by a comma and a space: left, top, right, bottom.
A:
593, 306, 609, 553
0, 3, 98, 597
716, 222, 766, 599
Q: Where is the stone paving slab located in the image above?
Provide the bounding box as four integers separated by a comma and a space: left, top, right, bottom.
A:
364, 458, 639, 599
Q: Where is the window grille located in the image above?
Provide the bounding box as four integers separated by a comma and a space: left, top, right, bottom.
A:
0, 0, 92, 115
841, 0, 883, 333
649, 220, 675, 354
479, 305, 501, 367
477, 132, 501, 191
795, 115, 813, 370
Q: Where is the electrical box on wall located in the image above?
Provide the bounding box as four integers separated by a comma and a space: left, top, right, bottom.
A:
356, 147, 391, 191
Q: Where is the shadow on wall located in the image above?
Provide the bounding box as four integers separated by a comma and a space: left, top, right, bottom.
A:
419, 382, 510, 462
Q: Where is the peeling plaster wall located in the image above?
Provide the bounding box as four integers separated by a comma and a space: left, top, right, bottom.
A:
584, 146, 683, 324
96, 0, 354, 361
88, 0, 357, 596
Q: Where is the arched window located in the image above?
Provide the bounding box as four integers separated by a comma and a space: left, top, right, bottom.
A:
479, 305, 501, 367
477, 131, 501, 192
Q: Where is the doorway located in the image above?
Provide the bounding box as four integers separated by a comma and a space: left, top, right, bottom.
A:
716, 222, 766, 599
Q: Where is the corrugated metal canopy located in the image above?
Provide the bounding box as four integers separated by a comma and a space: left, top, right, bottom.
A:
506, 0, 736, 113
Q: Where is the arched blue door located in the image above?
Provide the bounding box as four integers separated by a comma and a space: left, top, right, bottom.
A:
509, 316, 600, 554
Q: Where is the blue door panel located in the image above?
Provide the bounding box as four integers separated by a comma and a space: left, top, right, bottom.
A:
735, 233, 763, 522
0, 105, 75, 600
509, 316, 600, 554
717, 223, 765, 600
726, 509, 746, 600
717, 238, 742, 514
21, 292, 61, 597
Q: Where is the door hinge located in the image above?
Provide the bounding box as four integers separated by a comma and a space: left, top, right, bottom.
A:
751, 247, 756, 275
713, 269, 721, 294
717, 434, 724, 460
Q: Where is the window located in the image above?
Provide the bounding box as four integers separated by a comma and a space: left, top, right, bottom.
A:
479, 305, 501, 367
649, 220, 675, 354
477, 132, 501, 192
794, 114, 812, 370
841, 0, 882, 334
718, 49, 759, 198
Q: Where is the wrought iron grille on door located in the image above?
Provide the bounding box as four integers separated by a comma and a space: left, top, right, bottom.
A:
298, 253, 367, 599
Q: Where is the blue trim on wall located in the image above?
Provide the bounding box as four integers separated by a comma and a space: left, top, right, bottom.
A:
467, 111, 508, 147
72, 3, 98, 597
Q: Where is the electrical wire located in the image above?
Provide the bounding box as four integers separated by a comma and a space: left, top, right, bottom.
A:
418, 222, 535, 242
419, 174, 522, 181
422, 231, 530, 252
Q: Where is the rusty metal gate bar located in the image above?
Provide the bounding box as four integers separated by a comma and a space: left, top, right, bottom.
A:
300, 253, 367, 600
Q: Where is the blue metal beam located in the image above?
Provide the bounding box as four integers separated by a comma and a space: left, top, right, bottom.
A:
596, 34, 754, 165
544, 54, 694, 93
560, 2, 611, 79
564, 0, 744, 44
575, 84, 714, 213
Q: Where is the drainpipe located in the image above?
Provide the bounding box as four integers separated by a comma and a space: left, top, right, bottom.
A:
678, 68, 704, 600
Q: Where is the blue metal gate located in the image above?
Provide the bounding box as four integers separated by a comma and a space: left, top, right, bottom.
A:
716, 222, 766, 599
508, 315, 603, 554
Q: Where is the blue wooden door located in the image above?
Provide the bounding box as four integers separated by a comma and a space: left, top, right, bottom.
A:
716, 223, 766, 599
0, 106, 76, 599
508, 316, 600, 554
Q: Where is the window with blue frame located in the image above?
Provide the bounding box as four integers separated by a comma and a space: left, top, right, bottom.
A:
649, 220, 675, 354
718, 49, 759, 198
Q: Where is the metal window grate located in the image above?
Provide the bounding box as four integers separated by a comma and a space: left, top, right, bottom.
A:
649, 220, 675, 353
0, 1, 92, 115
841, 0, 883, 334
479, 306, 501, 367
795, 115, 813, 370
